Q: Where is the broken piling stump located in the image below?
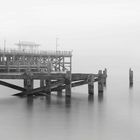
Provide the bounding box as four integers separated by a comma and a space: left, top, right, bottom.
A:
65, 71, 71, 97
103, 68, 107, 85
98, 70, 104, 94
88, 74, 94, 95
129, 68, 133, 86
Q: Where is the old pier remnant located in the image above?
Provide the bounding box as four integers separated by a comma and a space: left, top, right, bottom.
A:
98, 70, 104, 93
129, 68, 133, 86
88, 74, 94, 95
103, 68, 107, 85
0, 42, 107, 98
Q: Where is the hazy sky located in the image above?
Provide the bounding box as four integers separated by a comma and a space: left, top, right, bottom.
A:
0, 0, 140, 72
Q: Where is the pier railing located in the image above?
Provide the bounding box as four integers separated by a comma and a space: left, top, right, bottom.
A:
0, 48, 72, 56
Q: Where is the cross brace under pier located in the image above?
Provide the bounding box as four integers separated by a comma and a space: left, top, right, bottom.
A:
0, 69, 107, 97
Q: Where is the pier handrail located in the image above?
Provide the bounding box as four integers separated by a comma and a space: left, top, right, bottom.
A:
0, 48, 72, 56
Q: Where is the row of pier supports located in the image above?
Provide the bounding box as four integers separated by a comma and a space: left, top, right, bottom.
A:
88, 68, 107, 96
22, 70, 72, 97
22, 68, 133, 97
21, 69, 107, 97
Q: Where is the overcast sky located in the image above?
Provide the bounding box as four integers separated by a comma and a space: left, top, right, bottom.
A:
0, 0, 139, 71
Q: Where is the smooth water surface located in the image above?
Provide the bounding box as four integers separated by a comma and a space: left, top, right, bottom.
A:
0, 69, 140, 140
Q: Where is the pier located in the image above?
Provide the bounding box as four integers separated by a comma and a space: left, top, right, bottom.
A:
0, 42, 107, 97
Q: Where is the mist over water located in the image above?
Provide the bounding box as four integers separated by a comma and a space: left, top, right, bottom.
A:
0, 61, 140, 140
0, 0, 140, 139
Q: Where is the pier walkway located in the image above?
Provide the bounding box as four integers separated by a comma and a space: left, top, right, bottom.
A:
0, 44, 107, 97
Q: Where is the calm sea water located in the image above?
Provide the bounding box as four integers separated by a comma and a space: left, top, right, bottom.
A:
0, 66, 140, 140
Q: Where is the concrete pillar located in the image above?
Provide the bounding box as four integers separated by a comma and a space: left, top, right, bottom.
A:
65, 71, 71, 97
88, 74, 94, 95
129, 68, 133, 86
98, 70, 104, 93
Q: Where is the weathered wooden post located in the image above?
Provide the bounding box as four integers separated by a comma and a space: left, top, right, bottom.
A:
45, 79, 51, 95
40, 79, 44, 87
65, 71, 71, 97
98, 70, 104, 93
24, 71, 33, 95
44, 61, 52, 95
103, 68, 107, 85
88, 74, 94, 95
129, 68, 133, 86
24, 78, 33, 93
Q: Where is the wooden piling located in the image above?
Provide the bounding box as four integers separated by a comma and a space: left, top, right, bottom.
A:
88, 74, 94, 95
65, 71, 71, 97
45, 79, 51, 95
129, 68, 133, 86
40, 79, 44, 87
103, 68, 107, 85
98, 70, 104, 93
24, 78, 33, 92
23, 71, 33, 95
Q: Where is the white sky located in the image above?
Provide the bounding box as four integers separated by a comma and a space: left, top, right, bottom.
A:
0, 0, 140, 71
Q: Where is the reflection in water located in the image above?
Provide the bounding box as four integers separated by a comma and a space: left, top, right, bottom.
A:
26, 96, 34, 111
129, 83, 133, 89
2, 76, 140, 140
46, 95, 51, 105
129, 83, 133, 88
65, 97, 71, 107
57, 91, 63, 97
88, 95, 94, 103
129, 84, 134, 109
98, 92, 104, 102
129, 83, 133, 94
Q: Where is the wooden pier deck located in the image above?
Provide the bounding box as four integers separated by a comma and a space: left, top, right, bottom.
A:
0, 70, 107, 97
0, 44, 107, 98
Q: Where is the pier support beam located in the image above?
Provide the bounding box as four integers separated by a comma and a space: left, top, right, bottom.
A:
98, 70, 104, 94
65, 71, 71, 97
88, 74, 94, 95
40, 79, 44, 87
23, 71, 34, 95
103, 68, 107, 85
45, 79, 51, 95
24, 78, 33, 93
129, 68, 133, 87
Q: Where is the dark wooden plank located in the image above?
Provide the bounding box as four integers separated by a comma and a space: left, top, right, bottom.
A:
72, 80, 88, 87
14, 79, 65, 96
0, 80, 26, 91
